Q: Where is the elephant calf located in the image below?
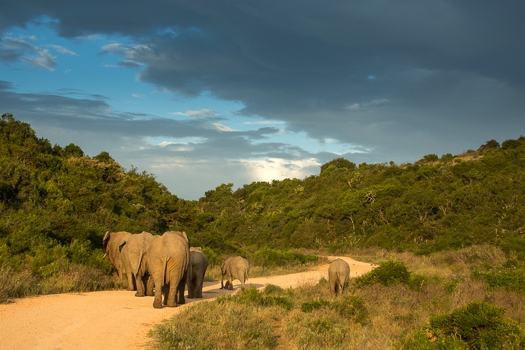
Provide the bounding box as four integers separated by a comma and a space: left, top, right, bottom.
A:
328, 258, 350, 297
220, 256, 250, 290
187, 249, 208, 298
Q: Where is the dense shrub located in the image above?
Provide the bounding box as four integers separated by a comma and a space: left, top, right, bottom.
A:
354, 260, 411, 287
253, 247, 318, 268
403, 302, 525, 349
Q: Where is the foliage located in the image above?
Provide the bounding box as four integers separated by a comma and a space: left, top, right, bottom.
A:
0, 113, 189, 295
403, 302, 525, 349
472, 260, 525, 292
354, 260, 412, 287
253, 247, 318, 268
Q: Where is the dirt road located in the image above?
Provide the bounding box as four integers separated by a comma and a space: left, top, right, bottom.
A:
0, 256, 374, 350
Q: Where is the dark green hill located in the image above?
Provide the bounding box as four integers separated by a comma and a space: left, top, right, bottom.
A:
189, 139, 525, 257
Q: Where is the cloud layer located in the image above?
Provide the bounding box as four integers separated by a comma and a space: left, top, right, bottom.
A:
1, 1, 525, 198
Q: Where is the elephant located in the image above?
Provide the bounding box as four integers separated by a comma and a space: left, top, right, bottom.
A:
119, 231, 156, 296
187, 249, 208, 298
220, 256, 250, 290
143, 231, 191, 308
328, 258, 350, 297
102, 231, 132, 289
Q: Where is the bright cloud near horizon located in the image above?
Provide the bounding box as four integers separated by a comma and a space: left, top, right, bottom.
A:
1, 1, 525, 200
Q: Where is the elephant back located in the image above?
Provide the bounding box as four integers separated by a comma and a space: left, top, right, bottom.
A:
328, 258, 350, 280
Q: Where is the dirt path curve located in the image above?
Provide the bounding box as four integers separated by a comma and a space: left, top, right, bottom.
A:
0, 256, 373, 350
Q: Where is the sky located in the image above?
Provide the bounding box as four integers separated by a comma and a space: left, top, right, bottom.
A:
1, 1, 525, 200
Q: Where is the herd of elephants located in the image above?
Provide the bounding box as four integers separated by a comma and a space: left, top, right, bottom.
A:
102, 231, 351, 309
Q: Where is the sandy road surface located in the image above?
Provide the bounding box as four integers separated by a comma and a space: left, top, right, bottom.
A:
0, 256, 374, 350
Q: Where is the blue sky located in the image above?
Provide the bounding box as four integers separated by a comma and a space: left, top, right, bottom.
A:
1, 1, 525, 199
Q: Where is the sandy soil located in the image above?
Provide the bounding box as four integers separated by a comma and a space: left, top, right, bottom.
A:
0, 256, 374, 350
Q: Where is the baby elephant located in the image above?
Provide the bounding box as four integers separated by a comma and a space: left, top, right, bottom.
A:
328, 258, 350, 297
220, 256, 250, 290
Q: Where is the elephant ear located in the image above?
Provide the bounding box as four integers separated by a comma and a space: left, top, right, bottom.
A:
118, 241, 127, 253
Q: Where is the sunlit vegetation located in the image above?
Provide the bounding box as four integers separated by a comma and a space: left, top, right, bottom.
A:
152, 246, 525, 349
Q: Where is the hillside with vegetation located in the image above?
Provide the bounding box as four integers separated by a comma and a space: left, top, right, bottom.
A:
1, 112, 525, 298
189, 136, 525, 258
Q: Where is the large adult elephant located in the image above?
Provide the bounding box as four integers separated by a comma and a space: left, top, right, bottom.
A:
143, 231, 191, 308
102, 231, 132, 289
328, 258, 350, 297
220, 256, 250, 290
187, 249, 208, 298
119, 231, 156, 297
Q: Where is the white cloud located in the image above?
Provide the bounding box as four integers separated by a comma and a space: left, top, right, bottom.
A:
171, 108, 216, 118
243, 120, 286, 125
48, 44, 78, 56
132, 93, 146, 99
241, 157, 320, 182
211, 123, 235, 132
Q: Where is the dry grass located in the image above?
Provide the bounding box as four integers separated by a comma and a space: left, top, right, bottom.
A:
152, 244, 525, 349
0, 263, 116, 303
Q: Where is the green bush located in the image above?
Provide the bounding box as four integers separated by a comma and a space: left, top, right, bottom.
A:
253, 247, 317, 268
402, 302, 525, 349
472, 261, 525, 292
354, 260, 412, 287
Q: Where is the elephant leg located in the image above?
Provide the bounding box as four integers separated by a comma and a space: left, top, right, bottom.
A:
152, 276, 163, 309
166, 282, 178, 307
227, 274, 234, 290
329, 279, 335, 297
177, 276, 186, 305
117, 267, 129, 289
187, 276, 195, 299
124, 271, 135, 291
162, 285, 169, 305
196, 277, 204, 298
135, 272, 145, 297
146, 275, 154, 296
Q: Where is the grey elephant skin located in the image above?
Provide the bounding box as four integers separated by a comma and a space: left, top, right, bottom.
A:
103, 231, 132, 289
328, 258, 350, 297
143, 231, 191, 308
119, 231, 156, 297
187, 249, 208, 298
220, 256, 250, 290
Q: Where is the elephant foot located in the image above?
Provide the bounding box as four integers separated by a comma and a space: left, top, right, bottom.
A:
153, 301, 163, 309
228, 285, 234, 290
135, 292, 145, 297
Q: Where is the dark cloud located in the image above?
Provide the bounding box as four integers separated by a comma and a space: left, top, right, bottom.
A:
1, 1, 525, 198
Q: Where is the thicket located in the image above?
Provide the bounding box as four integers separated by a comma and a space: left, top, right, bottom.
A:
0, 113, 190, 299
189, 137, 525, 258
